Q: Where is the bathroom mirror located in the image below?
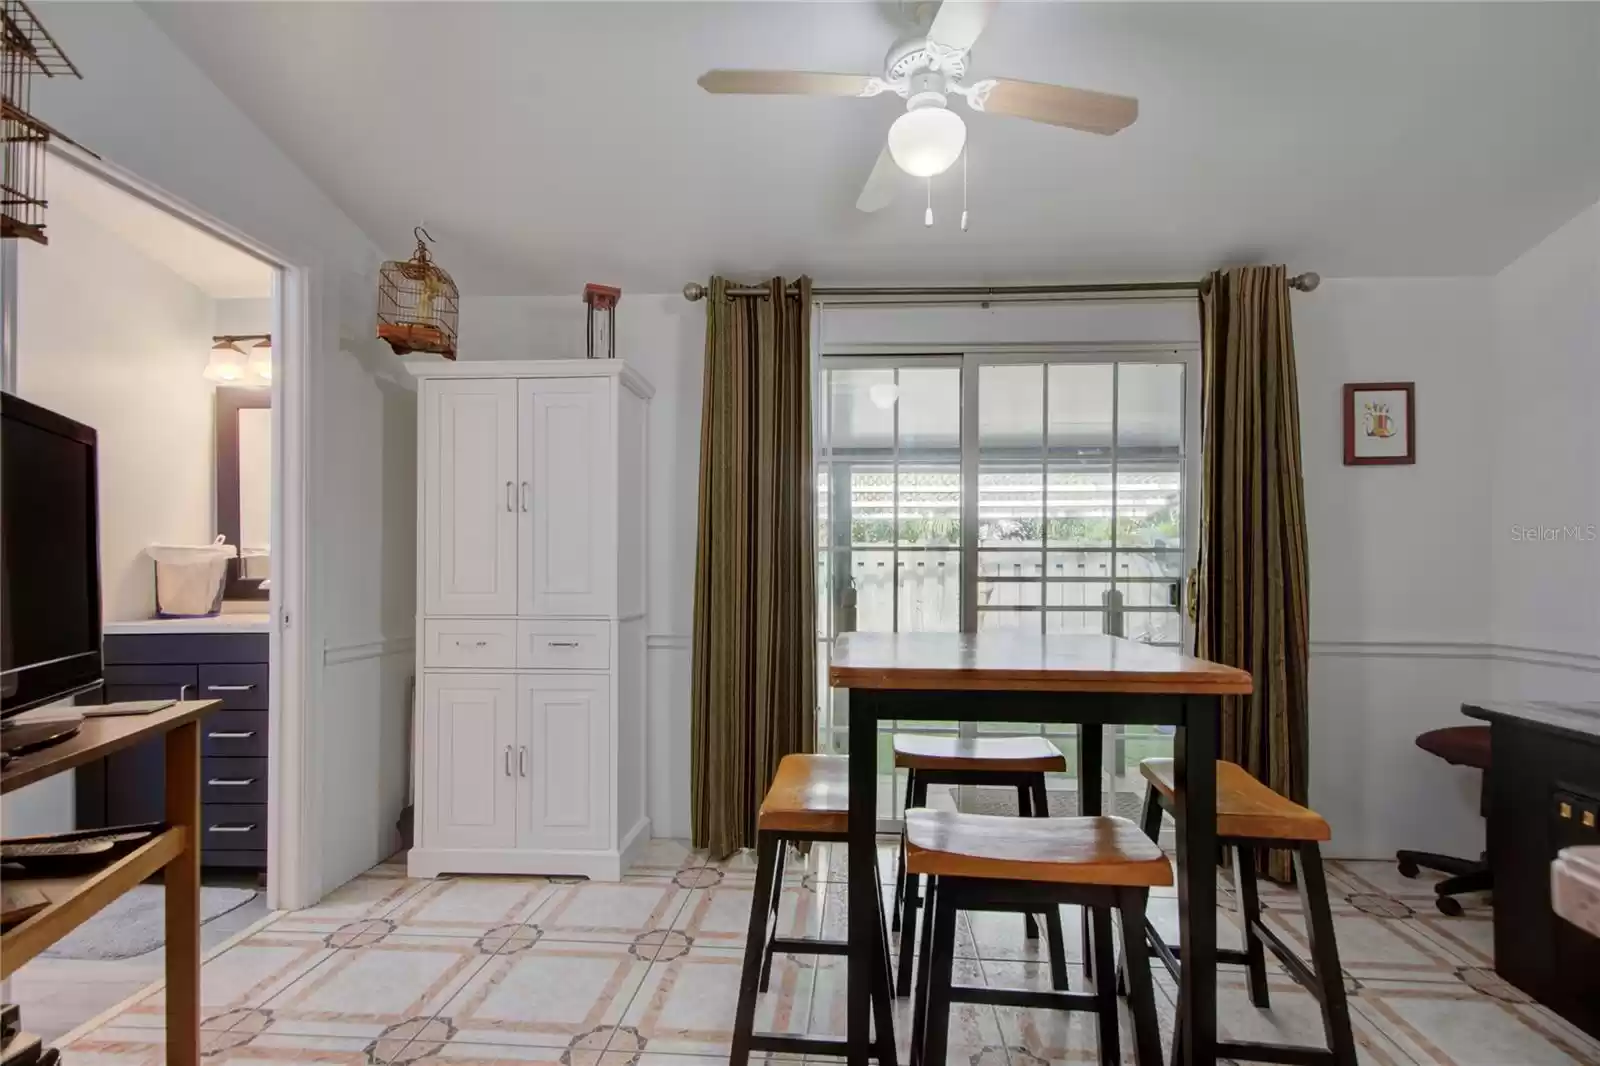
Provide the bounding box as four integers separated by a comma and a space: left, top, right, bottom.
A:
215, 387, 271, 600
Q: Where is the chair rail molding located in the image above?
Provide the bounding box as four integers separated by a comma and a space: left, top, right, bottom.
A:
324, 633, 416, 665
1310, 639, 1600, 674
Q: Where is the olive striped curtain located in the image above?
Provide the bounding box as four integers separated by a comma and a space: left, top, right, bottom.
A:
1197, 265, 1311, 883
690, 276, 816, 857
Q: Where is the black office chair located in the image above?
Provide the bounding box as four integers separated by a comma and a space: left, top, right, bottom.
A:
1396, 725, 1492, 916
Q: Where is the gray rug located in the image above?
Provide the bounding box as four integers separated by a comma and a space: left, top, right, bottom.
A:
42, 885, 258, 960
961, 786, 1148, 821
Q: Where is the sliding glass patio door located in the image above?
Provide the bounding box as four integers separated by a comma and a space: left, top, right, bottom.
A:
816, 348, 1198, 824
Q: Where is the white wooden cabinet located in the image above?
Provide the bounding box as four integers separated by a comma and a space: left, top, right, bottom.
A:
408, 361, 652, 882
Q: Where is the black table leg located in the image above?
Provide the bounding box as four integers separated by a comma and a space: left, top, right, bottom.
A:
848, 688, 881, 1064
1079, 723, 1103, 980
1173, 695, 1218, 1066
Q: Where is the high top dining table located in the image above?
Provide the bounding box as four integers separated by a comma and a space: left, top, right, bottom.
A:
831, 631, 1255, 1066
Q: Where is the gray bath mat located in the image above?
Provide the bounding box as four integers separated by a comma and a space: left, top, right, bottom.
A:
42, 885, 258, 960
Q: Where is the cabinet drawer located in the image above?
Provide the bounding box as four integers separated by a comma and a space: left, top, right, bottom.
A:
200, 664, 270, 709
202, 757, 269, 803
516, 620, 611, 670
103, 664, 197, 702
201, 804, 267, 851
202, 711, 269, 757
423, 618, 517, 669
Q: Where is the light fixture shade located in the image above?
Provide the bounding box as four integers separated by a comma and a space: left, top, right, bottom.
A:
887, 106, 967, 178
248, 338, 272, 383
203, 341, 247, 384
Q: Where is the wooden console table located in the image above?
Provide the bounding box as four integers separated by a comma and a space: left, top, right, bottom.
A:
1, 700, 217, 1065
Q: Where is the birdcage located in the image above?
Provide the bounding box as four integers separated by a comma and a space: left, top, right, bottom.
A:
377, 227, 459, 359
1, 0, 80, 244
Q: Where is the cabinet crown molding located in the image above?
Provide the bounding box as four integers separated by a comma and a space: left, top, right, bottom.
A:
406, 358, 654, 400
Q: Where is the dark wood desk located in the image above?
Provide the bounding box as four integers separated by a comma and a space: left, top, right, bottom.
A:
1462, 700, 1600, 1041
2, 700, 217, 1066
831, 632, 1253, 1066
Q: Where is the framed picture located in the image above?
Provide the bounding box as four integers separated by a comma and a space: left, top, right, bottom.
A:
1344, 382, 1415, 465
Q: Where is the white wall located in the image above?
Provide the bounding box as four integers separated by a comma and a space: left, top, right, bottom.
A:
1294, 279, 1496, 860
1489, 199, 1600, 688
16, 196, 217, 623
31, 1, 412, 905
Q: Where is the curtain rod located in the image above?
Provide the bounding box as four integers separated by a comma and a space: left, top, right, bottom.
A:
681, 274, 1322, 302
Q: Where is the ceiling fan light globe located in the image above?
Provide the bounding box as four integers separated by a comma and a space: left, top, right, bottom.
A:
887, 107, 966, 177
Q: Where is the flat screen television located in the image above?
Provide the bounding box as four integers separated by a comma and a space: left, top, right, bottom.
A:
1, 391, 103, 719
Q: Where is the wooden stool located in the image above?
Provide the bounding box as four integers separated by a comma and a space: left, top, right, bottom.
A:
906, 810, 1169, 1066
731, 754, 897, 1066
891, 734, 1072, 997
1138, 758, 1357, 1066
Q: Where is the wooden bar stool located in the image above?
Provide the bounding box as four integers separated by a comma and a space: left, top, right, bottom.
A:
731, 754, 897, 1066
891, 734, 1072, 996
1137, 758, 1357, 1066
905, 810, 1169, 1066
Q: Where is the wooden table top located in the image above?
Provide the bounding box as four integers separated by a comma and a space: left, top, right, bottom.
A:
829, 632, 1254, 695
1, 700, 220, 794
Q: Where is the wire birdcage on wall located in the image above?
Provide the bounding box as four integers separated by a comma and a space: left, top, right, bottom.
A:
1, 0, 80, 244
377, 227, 459, 359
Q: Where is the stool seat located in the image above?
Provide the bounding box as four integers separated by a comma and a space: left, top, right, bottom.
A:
906, 810, 1173, 887
757, 754, 849, 834
892, 734, 1067, 772
1415, 725, 1491, 771
1139, 758, 1330, 843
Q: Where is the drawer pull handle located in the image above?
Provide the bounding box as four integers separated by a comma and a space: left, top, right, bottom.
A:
506, 481, 516, 512
504, 745, 513, 777
546, 640, 581, 648
455, 639, 490, 649
208, 778, 257, 787
208, 731, 257, 739
208, 824, 257, 834
519, 745, 528, 777
207, 684, 257, 692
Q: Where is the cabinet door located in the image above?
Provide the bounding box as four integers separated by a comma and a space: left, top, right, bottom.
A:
518, 379, 615, 617
423, 379, 519, 615
516, 674, 610, 850
422, 674, 518, 851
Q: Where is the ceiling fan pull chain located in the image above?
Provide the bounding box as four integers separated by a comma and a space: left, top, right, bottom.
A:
925, 177, 933, 227
961, 147, 969, 232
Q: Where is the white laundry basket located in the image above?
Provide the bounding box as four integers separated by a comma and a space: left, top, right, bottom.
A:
147, 536, 235, 618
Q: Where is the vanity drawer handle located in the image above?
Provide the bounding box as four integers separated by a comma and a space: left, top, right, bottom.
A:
207, 824, 257, 834
455, 639, 490, 649
207, 684, 256, 692
208, 731, 256, 739
208, 778, 257, 787
546, 640, 581, 648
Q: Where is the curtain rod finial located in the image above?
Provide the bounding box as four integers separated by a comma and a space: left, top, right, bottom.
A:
1290, 271, 1321, 292
683, 282, 708, 302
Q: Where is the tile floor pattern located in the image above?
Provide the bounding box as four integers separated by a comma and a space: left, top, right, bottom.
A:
61, 840, 1600, 1066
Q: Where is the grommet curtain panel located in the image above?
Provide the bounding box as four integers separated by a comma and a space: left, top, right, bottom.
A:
690, 276, 817, 857
1198, 265, 1311, 883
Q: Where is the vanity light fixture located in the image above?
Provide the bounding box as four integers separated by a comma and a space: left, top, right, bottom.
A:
206, 334, 271, 387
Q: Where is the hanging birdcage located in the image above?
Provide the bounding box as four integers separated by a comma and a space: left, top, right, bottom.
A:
1, 0, 81, 244
377, 227, 459, 359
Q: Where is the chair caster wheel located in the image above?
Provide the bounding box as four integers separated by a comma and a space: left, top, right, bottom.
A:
1398, 859, 1420, 879
1435, 895, 1464, 917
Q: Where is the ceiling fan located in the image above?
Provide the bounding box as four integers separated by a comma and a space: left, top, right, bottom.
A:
697, 0, 1138, 213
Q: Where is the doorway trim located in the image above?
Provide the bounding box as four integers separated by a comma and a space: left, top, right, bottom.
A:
39, 140, 314, 910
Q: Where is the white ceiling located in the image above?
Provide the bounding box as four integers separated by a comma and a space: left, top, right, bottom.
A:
144, 1, 1600, 296
48, 155, 274, 299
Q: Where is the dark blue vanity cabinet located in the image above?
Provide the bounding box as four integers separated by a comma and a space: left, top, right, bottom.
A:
76, 630, 270, 870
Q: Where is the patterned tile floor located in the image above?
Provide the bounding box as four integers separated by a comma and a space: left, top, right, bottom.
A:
61, 840, 1600, 1065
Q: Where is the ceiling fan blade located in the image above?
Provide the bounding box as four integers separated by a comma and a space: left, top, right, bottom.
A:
856, 145, 902, 213
697, 70, 878, 97
976, 79, 1138, 135
928, 0, 997, 51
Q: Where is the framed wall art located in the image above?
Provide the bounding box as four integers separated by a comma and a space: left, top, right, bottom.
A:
1344, 381, 1415, 465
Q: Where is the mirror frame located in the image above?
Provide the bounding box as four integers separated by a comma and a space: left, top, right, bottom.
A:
215, 386, 271, 601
